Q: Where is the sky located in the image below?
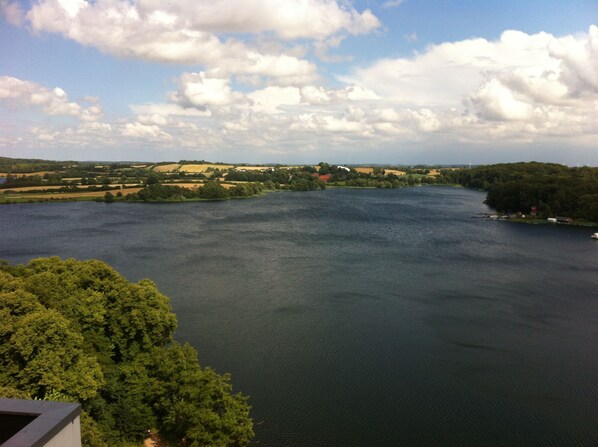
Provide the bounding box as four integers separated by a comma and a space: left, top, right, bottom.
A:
0, 0, 597, 165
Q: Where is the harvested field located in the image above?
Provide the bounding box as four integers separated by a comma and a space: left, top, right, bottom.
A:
1, 185, 101, 192
233, 166, 273, 171
155, 181, 236, 189
179, 164, 234, 173
151, 164, 180, 173
3, 187, 144, 200
355, 167, 374, 174
385, 169, 406, 176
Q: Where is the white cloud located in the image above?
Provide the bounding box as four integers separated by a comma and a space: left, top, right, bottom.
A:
130, 103, 212, 118
342, 30, 560, 107
247, 86, 301, 114
170, 72, 246, 108
137, 114, 171, 127
3, 7, 597, 163
13, 0, 380, 83
314, 35, 352, 63
549, 25, 598, 95
469, 79, 534, 121
0, 76, 102, 121
341, 26, 598, 140
18, 0, 318, 83
121, 122, 172, 140
80, 122, 112, 133
135, 0, 380, 39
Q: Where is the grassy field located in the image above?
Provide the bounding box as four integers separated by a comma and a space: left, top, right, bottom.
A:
0, 187, 144, 203
0, 185, 106, 192
353, 167, 407, 176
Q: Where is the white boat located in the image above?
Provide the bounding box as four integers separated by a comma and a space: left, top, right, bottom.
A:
591, 233, 598, 239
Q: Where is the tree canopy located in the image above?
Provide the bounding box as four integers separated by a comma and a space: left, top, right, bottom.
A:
0, 257, 253, 447
443, 162, 598, 222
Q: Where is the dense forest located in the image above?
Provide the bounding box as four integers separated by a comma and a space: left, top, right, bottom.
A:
443, 162, 598, 222
0, 257, 254, 447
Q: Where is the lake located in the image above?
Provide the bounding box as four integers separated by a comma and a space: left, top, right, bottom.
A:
1, 186, 597, 446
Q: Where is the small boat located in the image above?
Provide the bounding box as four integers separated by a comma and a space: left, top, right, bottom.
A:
591, 233, 598, 239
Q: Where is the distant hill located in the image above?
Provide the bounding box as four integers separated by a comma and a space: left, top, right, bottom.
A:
0, 156, 71, 173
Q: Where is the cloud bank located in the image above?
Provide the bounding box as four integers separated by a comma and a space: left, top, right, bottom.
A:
6, 0, 379, 85
0, 0, 597, 162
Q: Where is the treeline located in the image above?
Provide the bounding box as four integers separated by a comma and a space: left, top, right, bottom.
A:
223, 169, 326, 191
120, 174, 326, 203
226, 164, 438, 190
122, 181, 268, 202
0, 156, 66, 173
1, 173, 64, 188
443, 162, 598, 222
0, 257, 253, 447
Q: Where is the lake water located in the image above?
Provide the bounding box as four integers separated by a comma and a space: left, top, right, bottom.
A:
1, 187, 597, 446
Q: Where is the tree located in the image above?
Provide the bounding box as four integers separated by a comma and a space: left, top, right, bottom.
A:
0, 289, 103, 401
0, 258, 253, 446
103, 192, 114, 203
199, 181, 230, 200
146, 173, 160, 185
151, 343, 254, 447
318, 162, 331, 174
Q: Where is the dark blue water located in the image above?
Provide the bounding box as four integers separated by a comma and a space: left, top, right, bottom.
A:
1, 187, 597, 446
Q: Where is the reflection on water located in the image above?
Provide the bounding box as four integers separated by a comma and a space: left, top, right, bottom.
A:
1, 187, 598, 446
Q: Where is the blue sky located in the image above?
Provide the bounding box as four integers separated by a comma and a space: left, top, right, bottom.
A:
0, 0, 597, 164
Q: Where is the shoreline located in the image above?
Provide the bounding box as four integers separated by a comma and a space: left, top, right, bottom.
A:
475, 213, 598, 228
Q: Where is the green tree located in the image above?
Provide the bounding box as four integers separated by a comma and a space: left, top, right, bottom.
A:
146, 172, 160, 185
151, 343, 254, 447
199, 181, 230, 199
0, 289, 103, 400
0, 258, 253, 446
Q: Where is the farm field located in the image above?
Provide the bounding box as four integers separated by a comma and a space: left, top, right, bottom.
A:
151, 163, 236, 173
0, 171, 57, 177
0, 185, 113, 192
354, 167, 374, 174
0, 187, 144, 202
385, 169, 406, 176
